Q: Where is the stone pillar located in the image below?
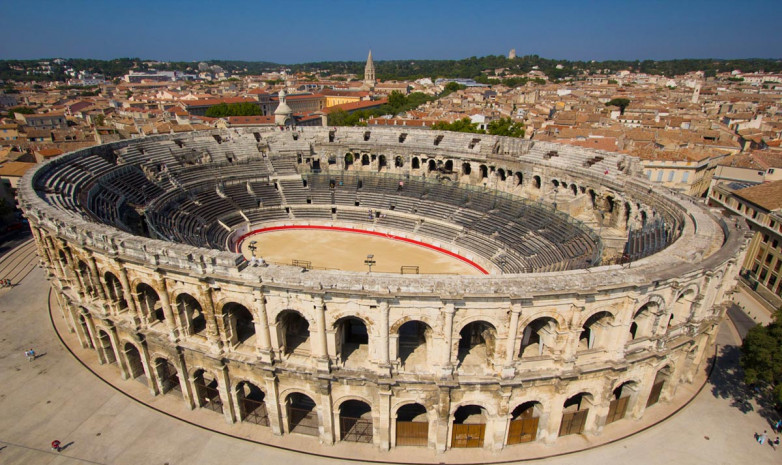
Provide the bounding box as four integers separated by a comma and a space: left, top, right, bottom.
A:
378, 387, 392, 450
378, 301, 390, 374
87, 255, 107, 300
541, 394, 564, 444
156, 277, 179, 341
175, 350, 196, 410
503, 303, 522, 377
317, 380, 335, 444
116, 263, 140, 325
434, 386, 451, 452
263, 372, 283, 435
216, 364, 236, 424
199, 284, 224, 352
137, 339, 159, 396
107, 325, 130, 379
440, 303, 455, 377
253, 290, 273, 363
315, 296, 330, 372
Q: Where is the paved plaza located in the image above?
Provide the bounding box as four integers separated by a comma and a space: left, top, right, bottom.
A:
0, 241, 779, 464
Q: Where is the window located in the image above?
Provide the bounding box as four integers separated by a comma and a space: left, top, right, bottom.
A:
656, 171, 663, 182
681, 172, 690, 183
667, 171, 675, 182
646, 170, 652, 180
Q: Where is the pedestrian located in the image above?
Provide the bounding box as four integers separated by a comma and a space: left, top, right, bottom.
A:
759, 430, 768, 445
51, 440, 61, 452
29, 349, 35, 361
24, 350, 31, 361
776, 419, 782, 432
774, 436, 780, 448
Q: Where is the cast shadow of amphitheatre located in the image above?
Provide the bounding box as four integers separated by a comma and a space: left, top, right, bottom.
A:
710, 344, 780, 427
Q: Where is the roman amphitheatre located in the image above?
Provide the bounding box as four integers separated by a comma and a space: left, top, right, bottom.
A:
18, 125, 749, 458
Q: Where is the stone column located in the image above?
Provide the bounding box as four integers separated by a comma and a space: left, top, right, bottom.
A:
541, 393, 564, 444
107, 325, 130, 379
137, 339, 159, 396
378, 301, 391, 375
116, 263, 140, 325
440, 303, 455, 377
315, 296, 331, 372
216, 364, 236, 424
378, 387, 392, 450
503, 303, 522, 377
434, 386, 451, 453
253, 290, 273, 363
263, 372, 283, 435
317, 380, 335, 444
175, 350, 196, 410
156, 277, 179, 341
87, 255, 107, 300
199, 284, 224, 352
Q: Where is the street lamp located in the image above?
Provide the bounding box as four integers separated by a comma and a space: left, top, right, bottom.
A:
364, 254, 376, 272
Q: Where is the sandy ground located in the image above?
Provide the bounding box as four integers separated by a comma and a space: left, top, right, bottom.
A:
239, 229, 483, 275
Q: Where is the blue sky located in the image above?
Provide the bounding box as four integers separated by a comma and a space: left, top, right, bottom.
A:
1, 0, 779, 63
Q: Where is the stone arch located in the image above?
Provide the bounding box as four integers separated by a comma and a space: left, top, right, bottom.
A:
276, 309, 311, 355
285, 391, 318, 436
559, 392, 595, 436
122, 341, 146, 383
397, 320, 432, 367
462, 162, 472, 176
457, 320, 497, 366
629, 302, 658, 341
395, 155, 404, 168
223, 301, 255, 346
514, 172, 523, 186
334, 316, 369, 364
153, 356, 181, 395
175, 292, 206, 336
646, 365, 673, 408
518, 316, 559, 358
191, 368, 223, 413
412, 157, 420, 169
395, 402, 429, 447
344, 152, 354, 167
605, 380, 639, 425
670, 286, 698, 327
97, 329, 116, 364
507, 401, 543, 444
338, 398, 373, 443
479, 164, 488, 180
361, 154, 370, 166
378, 154, 387, 171
103, 271, 127, 310
77, 259, 96, 297
235, 380, 270, 426
444, 159, 454, 172
136, 282, 162, 322
571, 183, 578, 196
451, 404, 488, 448
427, 159, 436, 172
578, 311, 615, 351
497, 168, 506, 181
533, 175, 541, 189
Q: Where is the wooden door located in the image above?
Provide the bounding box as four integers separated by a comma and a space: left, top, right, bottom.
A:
606, 396, 629, 424
507, 416, 539, 444
451, 423, 485, 448
396, 421, 428, 446
559, 409, 588, 436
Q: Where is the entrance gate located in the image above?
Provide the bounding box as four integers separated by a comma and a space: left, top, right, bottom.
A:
198, 383, 223, 414
451, 424, 485, 448
340, 416, 373, 443
160, 362, 181, 395
240, 397, 270, 426
559, 409, 588, 436
396, 421, 428, 446
647, 380, 664, 407
606, 396, 629, 424
507, 416, 539, 444
288, 406, 318, 436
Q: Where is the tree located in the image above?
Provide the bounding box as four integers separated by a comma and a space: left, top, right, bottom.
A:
431, 117, 484, 134
204, 102, 262, 118
7, 106, 34, 119
487, 117, 525, 138
387, 90, 406, 109
741, 309, 782, 404
605, 98, 630, 115
93, 114, 105, 126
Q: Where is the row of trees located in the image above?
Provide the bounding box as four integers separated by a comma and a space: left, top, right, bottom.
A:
741, 309, 782, 404
431, 117, 525, 138
204, 102, 262, 118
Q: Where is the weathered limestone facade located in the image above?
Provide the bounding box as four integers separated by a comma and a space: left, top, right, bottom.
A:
20, 127, 750, 453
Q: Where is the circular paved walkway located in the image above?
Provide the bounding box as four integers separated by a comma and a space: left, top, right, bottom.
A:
0, 243, 779, 464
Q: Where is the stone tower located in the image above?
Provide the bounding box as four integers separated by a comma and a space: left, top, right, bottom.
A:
274, 89, 293, 126
364, 50, 376, 88
691, 84, 701, 104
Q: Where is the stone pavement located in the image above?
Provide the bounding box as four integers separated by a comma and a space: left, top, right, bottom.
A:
0, 258, 779, 464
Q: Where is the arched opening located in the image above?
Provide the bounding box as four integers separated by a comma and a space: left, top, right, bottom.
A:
344, 153, 354, 167
552, 179, 560, 189
624, 201, 632, 227
497, 168, 506, 181
224, 302, 255, 346
507, 401, 542, 444
277, 310, 310, 355
395, 156, 404, 167
559, 393, 592, 436
123, 342, 146, 384
154, 357, 181, 395
670, 289, 695, 327
136, 283, 162, 323
286, 392, 318, 436
606, 195, 615, 213
606, 381, 637, 425
396, 403, 428, 446
514, 172, 523, 186
412, 157, 420, 169
427, 159, 436, 172
629, 302, 657, 341
77, 260, 96, 297
361, 154, 370, 166
98, 330, 116, 364
236, 381, 269, 426
462, 162, 472, 175
533, 175, 541, 189
578, 311, 614, 351
457, 321, 496, 366
588, 189, 597, 207
518, 317, 558, 357
571, 184, 578, 196
336, 317, 368, 364
444, 160, 453, 172
378, 154, 387, 171
193, 369, 223, 414
339, 399, 373, 443
451, 405, 487, 448
640, 210, 648, 226
646, 366, 672, 407
104, 272, 127, 310
479, 165, 488, 180
176, 293, 206, 335
398, 320, 431, 367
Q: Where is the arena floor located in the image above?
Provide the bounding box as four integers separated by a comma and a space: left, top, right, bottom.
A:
238, 226, 488, 275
